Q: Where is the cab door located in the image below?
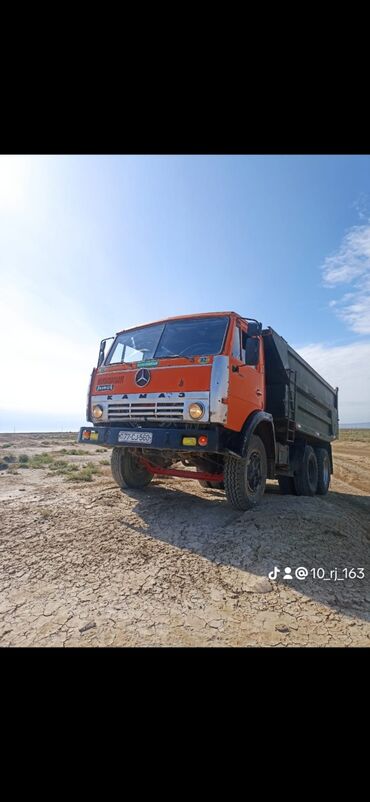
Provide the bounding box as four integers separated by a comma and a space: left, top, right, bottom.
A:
227, 320, 264, 431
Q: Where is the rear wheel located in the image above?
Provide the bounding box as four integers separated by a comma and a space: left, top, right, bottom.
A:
315, 448, 331, 495
111, 447, 153, 489
293, 445, 318, 496
278, 476, 296, 494
224, 434, 267, 510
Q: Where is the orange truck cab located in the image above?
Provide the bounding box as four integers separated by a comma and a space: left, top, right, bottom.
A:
78, 312, 338, 510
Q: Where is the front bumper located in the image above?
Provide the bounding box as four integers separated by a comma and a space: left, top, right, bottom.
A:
77, 425, 222, 452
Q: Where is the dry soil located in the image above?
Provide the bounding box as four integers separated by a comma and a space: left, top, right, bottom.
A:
0, 431, 369, 647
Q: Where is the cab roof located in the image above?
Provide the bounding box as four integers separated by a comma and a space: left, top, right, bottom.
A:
116, 311, 240, 336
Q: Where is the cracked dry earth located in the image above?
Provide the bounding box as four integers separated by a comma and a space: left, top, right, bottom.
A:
0, 432, 369, 647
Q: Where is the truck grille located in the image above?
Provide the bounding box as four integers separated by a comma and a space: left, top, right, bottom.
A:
107, 401, 184, 421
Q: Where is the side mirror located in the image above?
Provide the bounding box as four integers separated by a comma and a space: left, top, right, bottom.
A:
97, 337, 114, 367
247, 321, 262, 337
245, 337, 259, 366
97, 340, 106, 367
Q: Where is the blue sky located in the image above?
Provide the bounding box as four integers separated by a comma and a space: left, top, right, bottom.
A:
1, 154, 370, 430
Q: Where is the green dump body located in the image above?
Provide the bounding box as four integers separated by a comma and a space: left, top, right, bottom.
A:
262, 328, 339, 445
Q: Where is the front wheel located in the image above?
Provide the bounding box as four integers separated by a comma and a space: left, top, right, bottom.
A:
111, 448, 153, 489
224, 434, 267, 510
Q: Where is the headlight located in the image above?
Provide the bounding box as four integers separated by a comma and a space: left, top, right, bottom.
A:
189, 402, 205, 420
92, 404, 104, 419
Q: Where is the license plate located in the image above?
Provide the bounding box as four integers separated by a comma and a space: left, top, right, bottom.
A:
118, 431, 153, 444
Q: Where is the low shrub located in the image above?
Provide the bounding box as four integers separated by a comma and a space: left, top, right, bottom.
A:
3, 453, 16, 464
28, 453, 54, 468
67, 464, 101, 482
49, 460, 79, 476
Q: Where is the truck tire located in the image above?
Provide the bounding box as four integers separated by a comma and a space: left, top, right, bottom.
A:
315, 447, 331, 495
224, 434, 267, 510
278, 476, 296, 494
293, 445, 318, 496
111, 447, 153, 489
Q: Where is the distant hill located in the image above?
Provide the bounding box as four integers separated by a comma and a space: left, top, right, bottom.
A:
339, 422, 370, 429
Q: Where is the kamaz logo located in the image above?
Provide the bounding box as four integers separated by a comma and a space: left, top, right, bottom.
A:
135, 369, 151, 387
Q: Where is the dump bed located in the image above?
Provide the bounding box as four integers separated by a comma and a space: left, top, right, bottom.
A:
262, 328, 339, 444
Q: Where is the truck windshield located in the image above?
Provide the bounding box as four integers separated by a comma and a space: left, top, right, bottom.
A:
106, 316, 229, 365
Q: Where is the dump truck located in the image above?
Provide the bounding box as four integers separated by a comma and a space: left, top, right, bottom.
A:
78, 312, 339, 510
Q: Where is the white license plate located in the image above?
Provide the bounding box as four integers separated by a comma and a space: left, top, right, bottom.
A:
118, 431, 153, 444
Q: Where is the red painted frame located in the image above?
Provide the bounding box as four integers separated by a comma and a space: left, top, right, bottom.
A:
139, 456, 224, 482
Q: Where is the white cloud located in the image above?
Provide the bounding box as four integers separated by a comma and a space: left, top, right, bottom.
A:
296, 341, 370, 424
0, 156, 31, 212
351, 193, 370, 221
0, 284, 98, 417
322, 220, 370, 334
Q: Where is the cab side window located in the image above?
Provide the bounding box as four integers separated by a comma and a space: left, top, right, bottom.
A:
242, 331, 259, 367
241, 330, 247, 362
232, 326, 241, 359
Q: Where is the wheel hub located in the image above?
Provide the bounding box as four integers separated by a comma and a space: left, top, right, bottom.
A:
246, 450, 262, 493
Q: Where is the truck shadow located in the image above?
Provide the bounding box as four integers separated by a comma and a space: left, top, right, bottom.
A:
122, 481, 370, 622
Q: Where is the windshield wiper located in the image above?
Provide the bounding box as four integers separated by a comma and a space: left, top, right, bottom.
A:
157, 354, 195, 362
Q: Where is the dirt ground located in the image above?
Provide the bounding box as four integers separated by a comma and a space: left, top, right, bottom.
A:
1, 430, 369, 647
